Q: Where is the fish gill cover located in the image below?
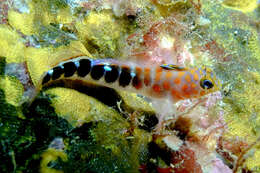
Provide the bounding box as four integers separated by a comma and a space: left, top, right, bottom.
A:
0, 0, 259, 173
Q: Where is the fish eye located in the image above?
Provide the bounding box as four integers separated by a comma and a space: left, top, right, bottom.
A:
200, 79, 214, 89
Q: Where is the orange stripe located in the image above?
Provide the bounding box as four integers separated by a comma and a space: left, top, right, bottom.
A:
155, 67, 163, 82
135, 66, 142, 74
121, 65, 130, 69
182, 84, 192, 97
191, 82, 197, 88
171, 88, 183, 100
178, 71, 185, 78
200, 90, 206, 96
173, 77, 181, 84
163, 81, 171, 90
185, 74, 191, 83
144, 67, 151, 86
193, 73, 199, 81
192, 89, 199, 95
182, 84, 189, 92
152, 84, 161, 93
165, 71, 173, 79
133, 66, 143, 89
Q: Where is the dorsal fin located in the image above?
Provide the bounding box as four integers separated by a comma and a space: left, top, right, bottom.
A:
160, 64, 187, 71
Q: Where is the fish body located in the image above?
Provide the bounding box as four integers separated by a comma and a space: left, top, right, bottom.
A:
39, 56, 220, 103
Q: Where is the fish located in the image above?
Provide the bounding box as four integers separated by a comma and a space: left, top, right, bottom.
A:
37, 56, 221, 103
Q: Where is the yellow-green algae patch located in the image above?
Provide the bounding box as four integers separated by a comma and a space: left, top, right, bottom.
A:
151, 0, 193, 17
223, 72, 260, 143
222, 0, 258, 13
118, 91, 156, 114
40, 148, 67, 173
8, 3, 35, 35
0, 75, 24, 106
245, 144, 260, 171
8, 1, 74, 36
75, 10, 126, 57
43, 87, 150, 170
25, 41, 92, 86
45, 87, 127, 128
0, 25, 25, 63
202, 1, 260, 67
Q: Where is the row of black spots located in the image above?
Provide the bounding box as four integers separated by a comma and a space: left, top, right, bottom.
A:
42, 58, 92, 85
89, 63, 121, 82
92, 64, 136, 87
42, 66, 64, 85
42, 58, 137, 88
104, 65, 143, 89
70, 59, 121, 83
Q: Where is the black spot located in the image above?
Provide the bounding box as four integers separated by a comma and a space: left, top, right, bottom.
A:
104, 65, 119, 83
63, 62, 77, 77
90, 64, 105, 80
119, 67, 132, 87
127, 14, 136, 21
132, 74, 142, 89
200, 79, 214, 89
52, 66, 64, 80
138, 114, 158, 132
147, 141, 172, 165
42, 73, 51, 84
77, 59, 91, 77
70, 122, 96, 140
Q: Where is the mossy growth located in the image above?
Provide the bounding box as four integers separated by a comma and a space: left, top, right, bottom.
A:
36, 24, 76, 48
32, 0, 68, 13
75, 10, 127, 58
222, 71, 260, 142
0, 88, 35, 172
3, 88, 150, 172
0, 25, 25, 63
